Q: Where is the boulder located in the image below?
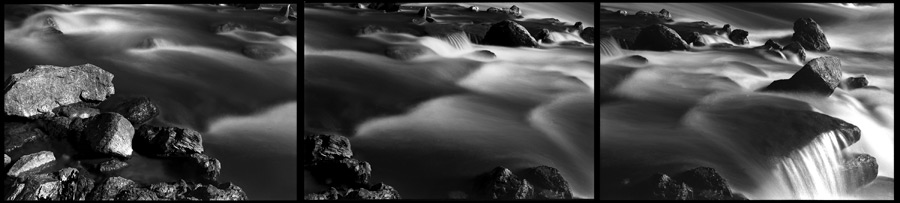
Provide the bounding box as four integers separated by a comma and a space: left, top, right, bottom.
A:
841, 153, 878, 189
792, 17, 830, 51
573, 22, 584, 32
307, 158, 372, 187
43, 17, 63, 35
509, 5, 521, 16
5, 122, 51, 157
534, 28, 553, 43
4, 64, 115, 118
469, 6, 478, 12
242, 45, 285, 60
842, 75, 869, 90
181, 153, 221, 182
635, 173, 693, 200
6, 173, 62, 200
633, 24, 689, 51
58, 168, 95, 200
616, 10, 628, 16
580, 27, 595, 43
133, 125, 204, 158
417, 6, 430, 18
98, 95, 158, 126
782, 42, 807, 62
4, 154, 9, 167
475, 166, 534, 199
658, 9, 672, 20
384, 45, 432, 61
53, 102, 100, 119
684, 32, 701, 45
82, 113, 135, 158
486, 7, 502, 13
304, 131, 354, 165
728, 29, 749, 45
56, 167, 78, 182
88, 176, 136, 200
98, 159, 129, 173
674, 167, 735, 200
187, 182, 248, 200
35, 116, 86, 140
521, 165, 572, 199
762, 39, 782, 50
482, 20, 539, 47
369, 3, 401, 12
7, 151, 55, 177
761, 56, 842, 96
609, 55, 649, 66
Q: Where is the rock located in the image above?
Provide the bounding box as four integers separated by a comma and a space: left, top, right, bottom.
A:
98, 95, 158, 126
486, 7, 502, 13
683, 32, 701, 45
761, 39, 782, 50
635, 10, 651, 17
792, 17, 830, 51
658, 9, 672, 20
782, 42, 807, 62
580, 27, 595, 44
728, 29, 749, 45
475, 166, 534, 199
304, 131, 354, 165
4, 122, 51, 157
4, 154, 9, 167
308, 183, 402, 200
465, 50, 497, 59
534, 28, 553, 43
353, 3, 367, 9
841, 153, 878, 189
469, 6, 478, 12
616, 10, 628, 16
7, 173, 62, 200
521, 166, 572, 199
242, 45, 285, 60
181, 153, 221, 182
633, 24, 689, 51
425, 17, 435, 23
213, 22, 247, 33
188, 182, 248, 200
53, 102, 100, 119
417, 6, 430, 17
43, 17, 63, 35
356, 25, 389, 35
761, 56, 842, 96
115, 187, 159, 200
98, 159, 129, 173
573, 22, 584, 32
482, 20, 538, 47
609, 55, 649, 66
710, 43, 734, 48
4, 64, 115, 118
82, 113, 135, 158
7, 151, 55, 177
56, 167, 78, 182
722, 24, 733, 34
59, 169, 94, 200
369, 3, 401, 12
307, 158, 372, 187
674, 167, 735, 200
384, 45, 431, 61
509, 5, 521, 16
842, 75, 869, 90
635, 173, 692, 200
133, 125, 204, 158
88, 176, 136, 200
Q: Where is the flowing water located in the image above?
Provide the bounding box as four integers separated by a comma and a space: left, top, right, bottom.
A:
304, 3, 595, 199
4, 4, 297, 200
600, 3, 893, 200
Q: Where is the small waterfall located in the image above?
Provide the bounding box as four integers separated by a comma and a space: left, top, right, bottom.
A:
769, 131, 851, 199
433, 31, 474, 51
599, 37, 623, 57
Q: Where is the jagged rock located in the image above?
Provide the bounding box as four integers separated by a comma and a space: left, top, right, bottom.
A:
658, 9, 672, 20
534, 28, 553, 43
761, 56, 842, 96
242, 45, 285, 60
58, 168, 95, 200
56, 167, 78, 182
306, 183, 401, 200
521, 166, 572, 199
307, 158, 372, 187
636, 173, 693, 200
4, 64, 115, 118
509, 5, 521, 16
188, 182, 248, 200
42, 17, 63, 35
580, 27, 595, 43
635, 10, 651, 17
573, 22, 584, 32
180, 153, 221, 182
482, 20, 538, 47
633, 24, 689, 51
728, 29, 749, 45
674, 167, 734, 200
475, 166, 534, 199
7, 151, 55, 177
304, 131, 354, 165
6, 173, 62, 200
133, 125, 203, 158
88, 176, 136, 200
722, 24, 732, 34
82, 112, 135, 158
841, 153, 878, 189
616, 10, 628, 16
792, 17, 830, 51
782, 42, 807, 62
761, 39, 782, 50
97, 95, 159, 126
53, 102, 100, 119
842, 75, 869, 90
98, 159, 129, 173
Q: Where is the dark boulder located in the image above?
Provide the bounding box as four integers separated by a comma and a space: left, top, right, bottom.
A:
728, 29, 749, 45
722, 24, 732, 34
465, 50, 497, 59
782, 42, 807, 62
98, 95, 159, 126
4, 64, 115, 118
573, 22, 584, 32
486, 7, 502, 13
842, 75, 869, 90
187, 182, 248, 200
98, 159, 129, 173
635, 10, 651, 17
88, 176, 136, 200
474, 166, 534, 199
609, 55, 649, 66
792, 17, 830, 51
509, 5, 521, 16
841, 153, 878, 189
761, 56, 842, 96
633, 24, 689, 51
58, 168, 95, 200
417, 6, 430, 17
684, 32, 701, 45
53, 102, 100, 119
635, 173, 693, 200
658, 9, 672, 20
535, 28, 553, 43
307, 158, 372, 187
180, 153, 221, 182
384, 45, 432, 61
369, 3, 401, 12
580, 27, 595, 43
82, 112, 135, 158
482, 20, 539, 48
242, 44, 285, 60
521, 165, 572, 199
762, 39, 782, 50
304, 131, 354, 165
674, 167, 735, 200
133, 125, 203, 158
44, 17, 62, 34
7, 151, 55, 177
616, 10, 628, 16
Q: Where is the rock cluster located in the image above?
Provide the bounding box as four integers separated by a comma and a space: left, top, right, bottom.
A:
3, 64, 245, 200
304, 131, 401, 200
473, 166, 573, 199
631, 167, 749, 200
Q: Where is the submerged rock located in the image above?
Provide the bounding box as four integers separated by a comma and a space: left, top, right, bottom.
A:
98, 95, 159, 126
841, 153, 879, 189
98, 159, 129, 173
82, 112, 135, 158
356, 25, 389, 35
792, 17, 830, 51
486, 7, 502, 13
4, 64, 115, 118
475, 166, 534, 199
782, 42, 807, 62
521, 166, 572, 199
761, 56, 842, 96
213, 22, 247, 33
728, 29, 749, 45
242, 45, 285, 60
7, 151, 55, 177
633, 24, 689, 51
384, 45, 432, 61
842, 75, 869, 90
482, 20, 538, 48
133, 125, 204, 158
580, 27, 595, 43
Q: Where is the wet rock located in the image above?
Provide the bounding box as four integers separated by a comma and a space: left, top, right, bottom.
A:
683, 32, 701, 45
482, 20, 538, 48
465, 50, 497, 59
304, 131, 353, 165
356, 25, 389, 35
475, 166, 534, 199
53, 102, 100, 119
4, 64, 115, 118
792, 17, 830, 51
88, 176, 136, 200
580, 27, 595, 44
842, 75, 869, 90
616, 10, 628, 16
97, 95, 158, 126
4, 154, 9, 167
242, 45, 285, 60
521, 165, 572, 199
213, 22, 247, 33
722, 24, 733, 34
728, 29, 749, 45
7, 151, 55, 177
369, 3, 401, 12
658, 9, 672, 20
133, 125, 204, 158
4, 122, 51, 157
385, 45, 432, 61
509, 5, 521, 16
58, 169, 95, 200
674, 167, 734, 200
635, 173, 693, 200
115, 187, 159, 200
56, 167, 78, 182
782, 42, 807, 62
841, 153, 878, 189
188, 182, 248, 200
98, 159, 129, 173
573, 22, 584, 32
761, 39, 782, 50
82, 112, 135, 158
181, 153, 221, 182
307, 158, 372, 187
306, 183, 401, 200
7, 173, 62, 200
635, 10, 651, 17
534, 28, 553, 43
486, 7, 502, 13
417, 6, 430, 17
761, 56, 842, 96
633, 24, 689, 51
609, 55, 649, 66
